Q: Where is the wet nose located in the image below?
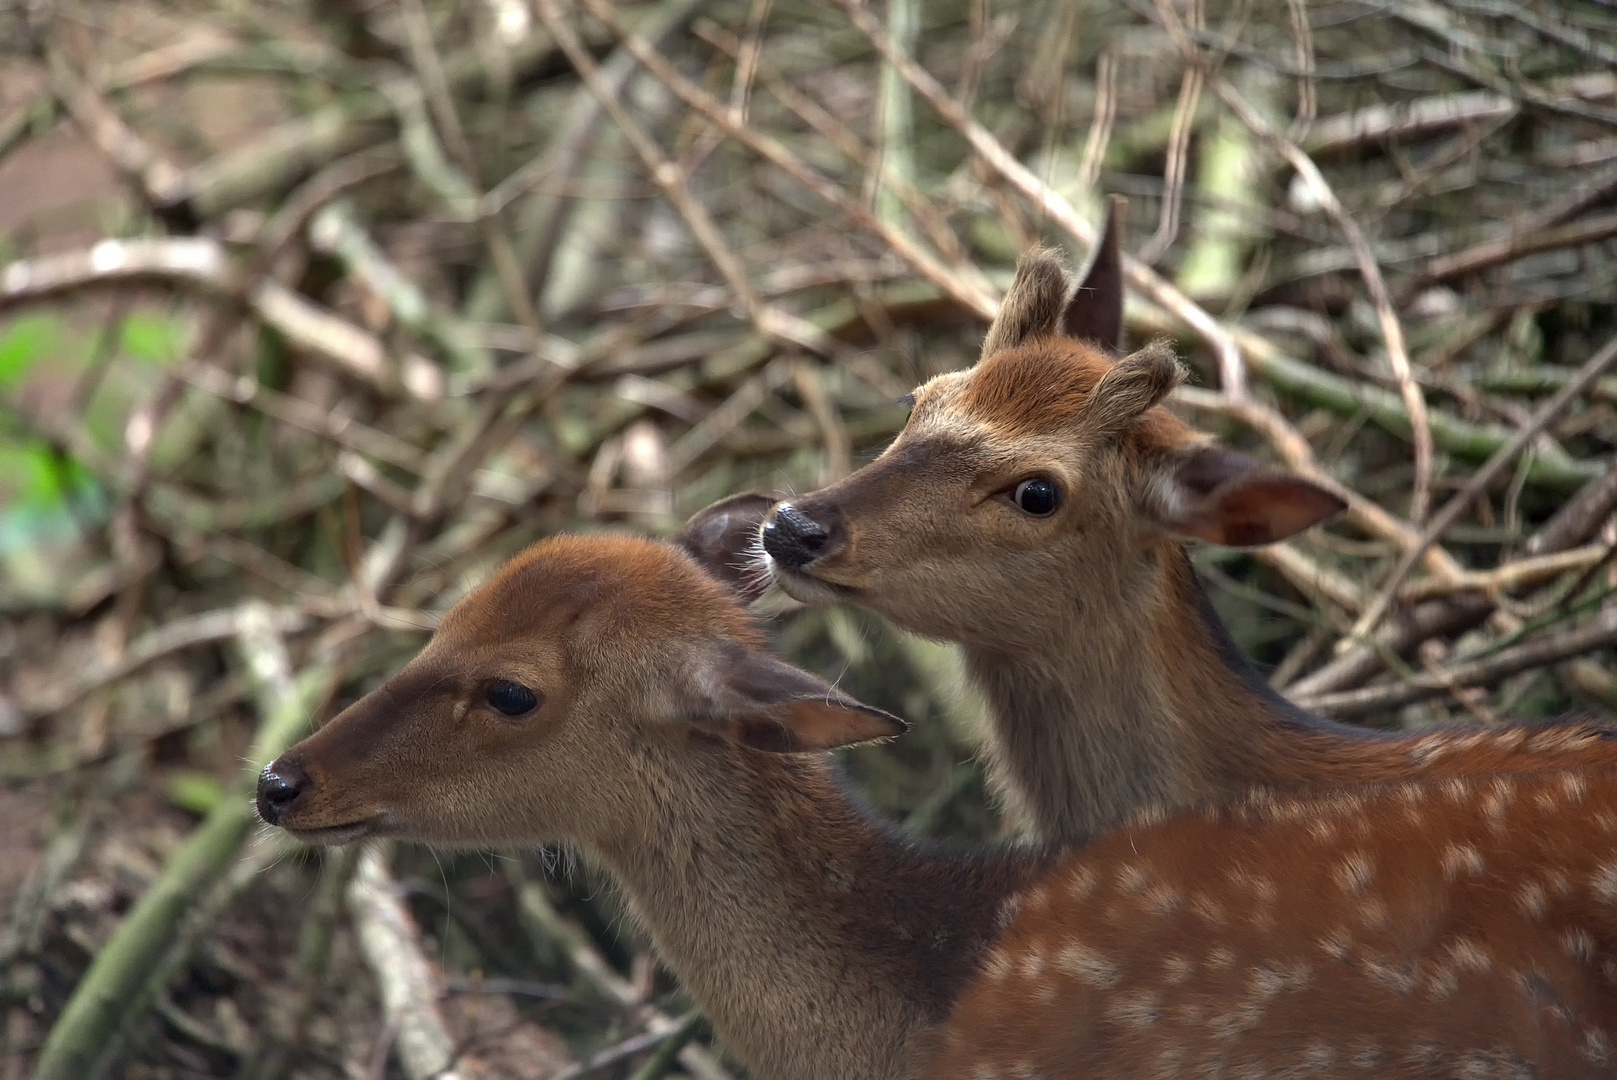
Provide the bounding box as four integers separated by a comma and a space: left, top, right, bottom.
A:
256, 760, 310, 825
762, 503, 840, 569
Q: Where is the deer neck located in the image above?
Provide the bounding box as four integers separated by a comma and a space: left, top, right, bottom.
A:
594, 745, 1040, 1080
965, 544, 1375, 847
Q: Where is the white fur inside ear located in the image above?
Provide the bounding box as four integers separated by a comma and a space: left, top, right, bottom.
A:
1142, 464, 1193, 531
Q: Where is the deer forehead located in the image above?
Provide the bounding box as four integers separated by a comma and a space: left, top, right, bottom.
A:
434, 535, 763, 659
915, 340, 1200, 456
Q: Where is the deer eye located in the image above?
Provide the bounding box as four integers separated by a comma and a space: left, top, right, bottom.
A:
1012, 478, 1060, 516
486, 680, 539, 716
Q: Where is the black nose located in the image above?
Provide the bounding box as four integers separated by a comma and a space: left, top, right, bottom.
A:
256, 760, 309, 825
762, 503, 836, 569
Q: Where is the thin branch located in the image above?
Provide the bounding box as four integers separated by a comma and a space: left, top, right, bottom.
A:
1148, 0, 1433, 522
833, 0, 1250, 398
1345, 332, 1617, 648
1300, 604, 1617, 719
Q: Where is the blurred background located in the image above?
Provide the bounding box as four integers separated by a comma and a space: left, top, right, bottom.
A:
0, 0, 1614, 1076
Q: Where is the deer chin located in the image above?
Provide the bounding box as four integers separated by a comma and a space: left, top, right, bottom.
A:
281, 814, 391, 846
764, 555, 860, 605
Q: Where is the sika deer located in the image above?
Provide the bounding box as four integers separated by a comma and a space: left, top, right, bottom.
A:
730, 209, 1617, 846
256, 533, 1617, 1079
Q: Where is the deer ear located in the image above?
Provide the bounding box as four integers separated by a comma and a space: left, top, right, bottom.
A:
685, 643, 908, 753
980, 246, 1072, 361
1153, 445, 1346, 547
1061, 195, 1126, 353
671, 493, 777, 603
1080, 341, 1184, 441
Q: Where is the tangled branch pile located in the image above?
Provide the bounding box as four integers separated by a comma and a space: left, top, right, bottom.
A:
1, 0, 1614, 1076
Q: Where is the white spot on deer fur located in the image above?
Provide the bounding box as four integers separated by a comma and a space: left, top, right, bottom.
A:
1308, 818, 1338, 843
1105, 989, 1162, 1028
1426, 964, 1458, 1001
1301, 1042, 1336, 1073
1163, 955, 1194, 984
1143, 883, 1180, 915
970, 1064, 1000, 1080
1441, 843, 1484, 881
1207, 1011, 1243, 1043
1441, 777, 1471, 803
1584, 1027, 1612, 1067
1455, 1050, 1510, 1079
1229, 868, 1278, 905
1404, 1042, 1442, 1068
1563, 928, 1597, 963
1517, 881, 1548, 920
1528, 729, 1574, 753
1209, 947, 1236, 970
1482, 778, 1515, 822
983, 948, 1013, 981
1019, 952, 1046, 981
1116, 863, 1148, 893
1410, 737, 1445, 764
1349, 1041, 1381, 1070
1562, 773, 1588, 800
1319, 927, 1353, 961
1361, 954, 1416, 995
1023, 884, 1051, 911
1357, 897, 1390, 928
1494, 727, 1527, 749
1592, 862, 1617, 901
1056, 941, 1121, 988
1596, 811, 1617, 834
1191, 892, 1227, 924
1447, 938, 1493, 973
1067, 865, 1098, 900
1154, 1042, 1187, 1079
1335, 852, 1374, 893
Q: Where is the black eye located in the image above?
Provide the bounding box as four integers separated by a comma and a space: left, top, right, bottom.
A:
1012, 478, 1060, 516
486, 680, 539, 716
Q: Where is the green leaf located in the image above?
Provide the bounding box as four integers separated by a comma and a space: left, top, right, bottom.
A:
166, 771, 227, 816
120, 314, 187, 366
0, 437, 99, 513
0, 315, 61, 390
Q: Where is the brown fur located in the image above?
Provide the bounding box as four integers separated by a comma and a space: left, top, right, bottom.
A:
259, 534, 1617, 1077
933, 770, 1617, 1078
759, 248, 1617, 847
977, 246, 1070, 362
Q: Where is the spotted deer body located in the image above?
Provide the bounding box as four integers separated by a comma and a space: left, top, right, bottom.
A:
746, 214, 1617, 846
936, 767, 1617, 1079
256, 534, 1617, 1078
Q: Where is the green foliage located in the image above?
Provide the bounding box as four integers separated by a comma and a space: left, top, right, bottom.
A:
0, 438, 97, 514
0, 314, 59, 390
166, 770, 228, 816
120, 312, 187, 366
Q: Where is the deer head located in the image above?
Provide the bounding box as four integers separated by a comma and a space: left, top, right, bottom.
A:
756, 236, 1343, 653
256, 535, 903, 851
